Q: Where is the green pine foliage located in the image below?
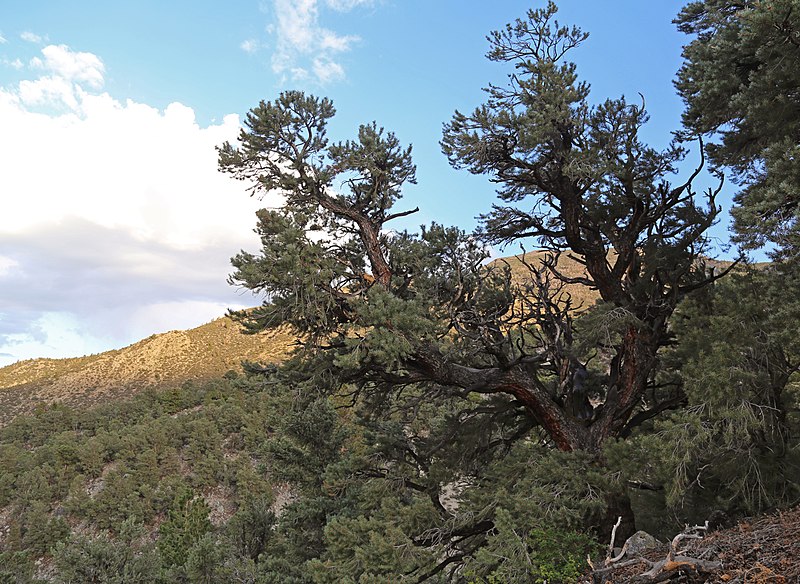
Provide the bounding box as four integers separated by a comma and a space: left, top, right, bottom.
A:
213, 1, 733, 575
463, 510, 598, 584
606, 266, 800, 531
1, 2, 799, 582
226, 496, 275, 562
0, 377, 277, 581
0, 287, 795, 580
676, 0, 800, 260
158, 489, 214, 568
52, 519, 162, 584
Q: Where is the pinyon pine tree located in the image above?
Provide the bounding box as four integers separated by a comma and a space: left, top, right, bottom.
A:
676, 0, 800, 261
647, 0, 800, 522
219, 2, 728, 577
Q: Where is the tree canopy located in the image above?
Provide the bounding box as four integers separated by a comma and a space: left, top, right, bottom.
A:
221, 1, 723, 457
676, 0, 800, 260
216, 2, 736, 569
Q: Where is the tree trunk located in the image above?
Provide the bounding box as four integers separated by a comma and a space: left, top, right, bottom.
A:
590, 324, 661, 447
598, 490, 637, 544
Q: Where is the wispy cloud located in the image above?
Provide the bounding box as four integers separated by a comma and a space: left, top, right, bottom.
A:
0, 32, 7, 44
240, 39, 260, 54
268, 0, 373, 84
2, 58, 24, 70
312, 56, 344, 84
20, 31, 43, 43
326, 0, 373, 10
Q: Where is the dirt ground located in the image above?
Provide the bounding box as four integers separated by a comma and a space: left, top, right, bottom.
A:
586, 505, 800, 583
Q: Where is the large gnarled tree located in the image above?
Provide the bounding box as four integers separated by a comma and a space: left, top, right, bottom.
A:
219, 1, 725, 565
439, 1, 729, 453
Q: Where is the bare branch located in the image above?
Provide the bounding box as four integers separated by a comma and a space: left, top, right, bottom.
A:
384, 206, 420, 223
592, 519, 721, 583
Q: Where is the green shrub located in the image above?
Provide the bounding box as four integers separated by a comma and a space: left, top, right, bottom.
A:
158, 489, 213, 568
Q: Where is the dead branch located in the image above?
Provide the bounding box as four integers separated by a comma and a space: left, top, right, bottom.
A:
669, 521, 708, 558
604, 516, 629, 565
591, 519, 722, 583
637, 555, 721, 582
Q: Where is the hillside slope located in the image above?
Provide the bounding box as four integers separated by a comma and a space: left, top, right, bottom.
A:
0, 317, 295, 425
0, 250, 739, 427
0, 251, 590, 426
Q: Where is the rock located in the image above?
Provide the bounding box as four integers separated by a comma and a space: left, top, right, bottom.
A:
624, 530, 660, 556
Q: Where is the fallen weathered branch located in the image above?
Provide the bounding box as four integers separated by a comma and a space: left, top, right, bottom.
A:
589, 519, 722, 583
605, 516, 628, 565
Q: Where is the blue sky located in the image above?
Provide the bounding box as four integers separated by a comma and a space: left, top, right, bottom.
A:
0, 1, 737, 365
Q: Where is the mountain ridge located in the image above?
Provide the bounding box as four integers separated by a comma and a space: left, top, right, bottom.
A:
0, 316, 295, 425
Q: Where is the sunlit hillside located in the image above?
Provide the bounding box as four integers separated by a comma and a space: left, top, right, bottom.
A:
0, 317, 295, 425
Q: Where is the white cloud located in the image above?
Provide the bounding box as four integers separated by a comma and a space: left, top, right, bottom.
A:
38, 44, 105, 88
0, 43, 277, 364
319, 30, 357, 52
269, 0, 368, 84
2, 58, 24, 70
0, 32, 7, 44
18, 74, 80, 110
15, 45, 106, 112
0, 256, 18, 276
325, 0, 374, 11
126, 300, 249, 341
312, 56, 345, 84
274, 0, 318, 53
0, 312, 111, 368
240, 39, 260, 53
20, 31, 43, 43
